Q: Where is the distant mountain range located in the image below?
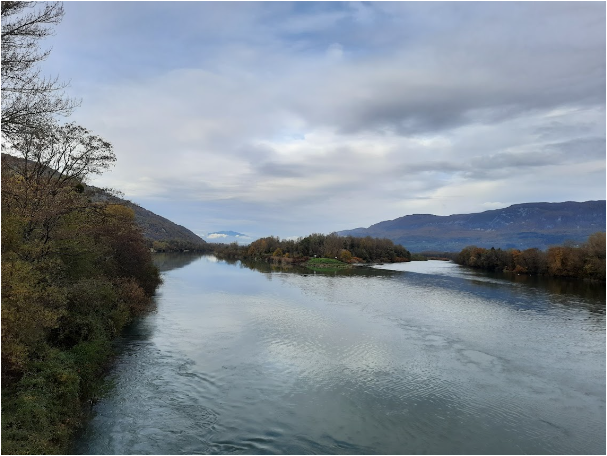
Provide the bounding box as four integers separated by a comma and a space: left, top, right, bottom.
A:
204, 230, 251, 244
207, 230, 248, 238
338, 201, 606, 252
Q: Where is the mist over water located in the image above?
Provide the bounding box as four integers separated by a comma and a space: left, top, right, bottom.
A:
74, 255, 605, 454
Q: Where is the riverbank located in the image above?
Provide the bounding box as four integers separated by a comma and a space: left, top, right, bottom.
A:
1, 202, 162, 454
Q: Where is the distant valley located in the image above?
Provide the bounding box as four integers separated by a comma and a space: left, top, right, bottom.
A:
338, 201, 606, 252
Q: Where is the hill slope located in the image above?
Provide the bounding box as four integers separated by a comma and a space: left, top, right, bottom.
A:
338, 201, 606, 252
86, 186, 207, 248
2, 151, 207, 248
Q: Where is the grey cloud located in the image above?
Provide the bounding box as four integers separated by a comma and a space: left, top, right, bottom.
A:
475, 137, 606, 170
45, 2, 605, 241
533, 120, 599, 141
62, 2, 605, 140
384, 135, 605, 184
271, 3, 605, 136
234, 144, 275, 163
392, 161, 464, 176
286, 57, 603, 136
254, 162, 306, 178
546, 137, 606, 160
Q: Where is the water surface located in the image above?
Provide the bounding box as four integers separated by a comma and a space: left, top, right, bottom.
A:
74, 256, 606, 454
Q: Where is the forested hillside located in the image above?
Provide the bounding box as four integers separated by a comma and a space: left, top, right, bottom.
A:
85, 185, 209, 251
339, 201, 606, 252
1, 153, 209, 252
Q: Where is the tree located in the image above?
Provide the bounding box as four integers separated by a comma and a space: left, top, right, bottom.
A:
1, 1, 79, 141
5, 122, 115, 185
2, 123, 115, 247
338, 249, 352, 263
322, 233, 343, 258
582, 232, 606, 280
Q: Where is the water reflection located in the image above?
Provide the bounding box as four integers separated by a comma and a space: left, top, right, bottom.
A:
470, 268, 606, 304
376, 260, 606, 316
233, 258, 401, 278
75, 255, 606, 455
153, 252, 205, 272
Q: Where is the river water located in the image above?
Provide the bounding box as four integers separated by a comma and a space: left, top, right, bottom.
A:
74, 255, 605, 454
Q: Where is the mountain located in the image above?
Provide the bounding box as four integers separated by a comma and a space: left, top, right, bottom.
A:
1, 153, 209, 250
2, 152, 208, 250
205, 230, 251, 244
87, 186, 207, 248
208, 230, 248, 238
338, 201, 606, 252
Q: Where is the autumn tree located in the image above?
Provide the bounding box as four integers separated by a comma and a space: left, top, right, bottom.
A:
2, 123, 115, 250
582, 232, 606, 280
456, 233, 605, 281
338, 249, 353, 263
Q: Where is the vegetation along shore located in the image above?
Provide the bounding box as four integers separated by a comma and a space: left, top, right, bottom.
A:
1, 3, 161, 453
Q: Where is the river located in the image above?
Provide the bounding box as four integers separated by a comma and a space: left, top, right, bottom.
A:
74, 255, 606, 454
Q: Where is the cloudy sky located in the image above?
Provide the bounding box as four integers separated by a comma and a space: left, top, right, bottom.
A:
42, 2, 605, 242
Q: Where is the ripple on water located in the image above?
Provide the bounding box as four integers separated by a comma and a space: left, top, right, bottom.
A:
75, 256, 606, 455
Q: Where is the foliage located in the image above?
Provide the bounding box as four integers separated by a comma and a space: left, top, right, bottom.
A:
305, 257, 352, 272
150, 238, 211, 252
1, 4, 161, 452
410, 253, 429, 261
214, 233, 411, 264
87, 186, 209, 249
455, 233, 605, 281
307, 257, 344, 264
1, 155, 161, 453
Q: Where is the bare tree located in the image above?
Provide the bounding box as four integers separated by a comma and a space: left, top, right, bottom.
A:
6, 122, 115, 183
1, 2, 118, 247
1, 1, 79, 141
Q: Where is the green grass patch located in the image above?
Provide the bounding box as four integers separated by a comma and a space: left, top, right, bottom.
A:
306, 266, 346, 273
305, 258, 352, 271
307, 257, 344, 265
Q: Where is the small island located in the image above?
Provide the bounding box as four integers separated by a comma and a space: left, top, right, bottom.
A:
213, 233, 412, 267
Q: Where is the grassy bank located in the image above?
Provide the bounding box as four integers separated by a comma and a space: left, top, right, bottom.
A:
305, 257, 352, 271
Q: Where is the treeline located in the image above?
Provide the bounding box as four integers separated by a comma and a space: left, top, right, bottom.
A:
214, 233, 411, 263
410, 251, 459, 261
1, 3, 161, 453
150, 238, 212, 253
455, 232, 606, 281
